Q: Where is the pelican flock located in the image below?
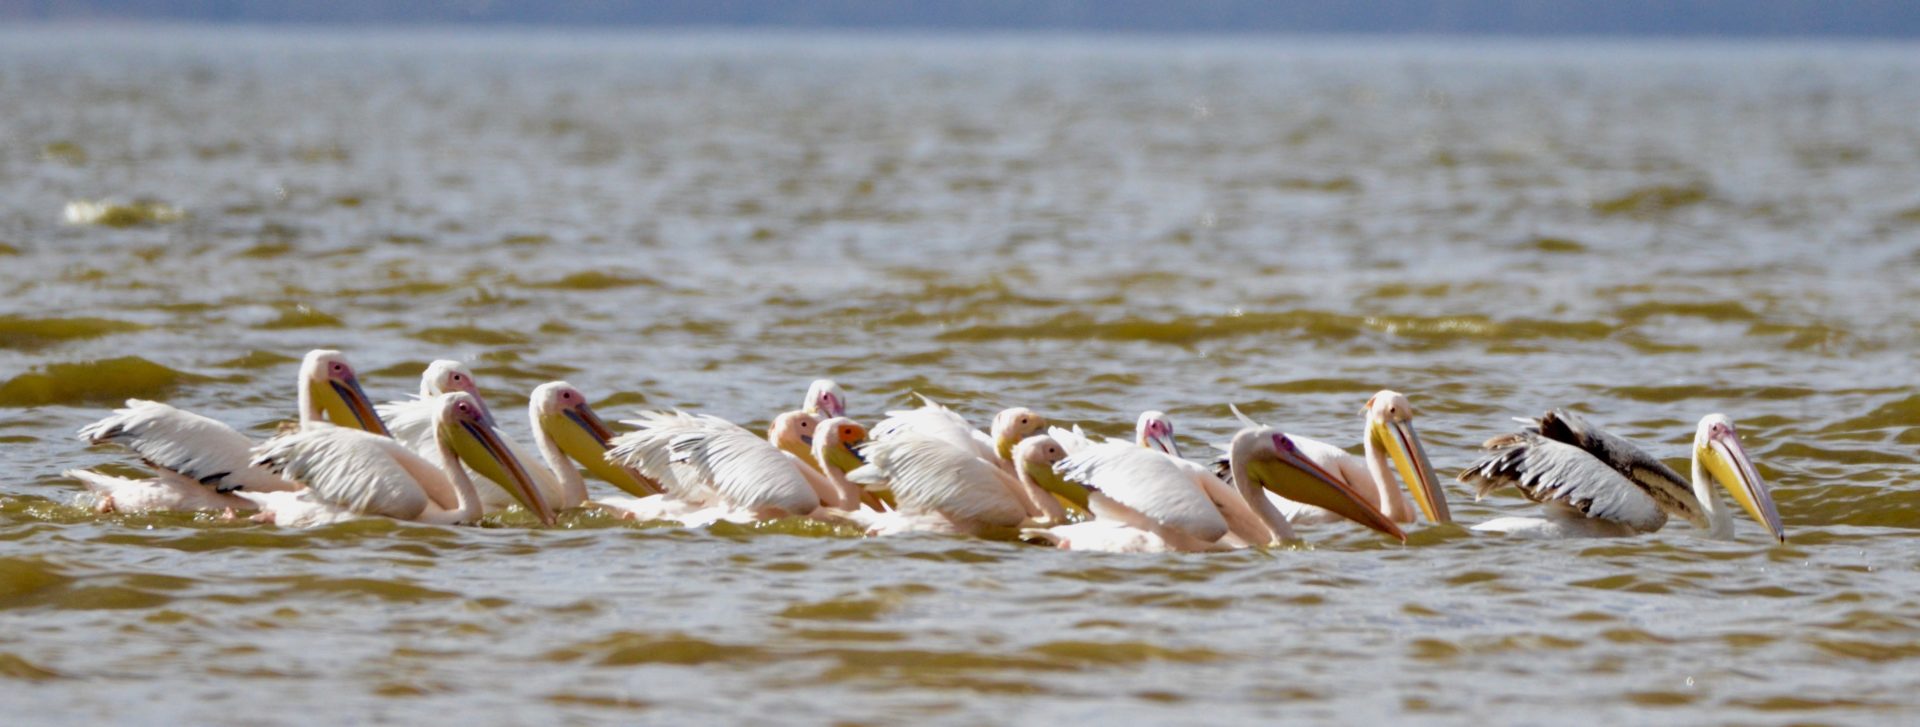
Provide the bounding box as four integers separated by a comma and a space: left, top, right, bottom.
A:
63, 348, 1790, 550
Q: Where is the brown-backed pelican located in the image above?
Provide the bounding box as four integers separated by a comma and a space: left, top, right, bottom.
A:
1459, 410, 1785, 542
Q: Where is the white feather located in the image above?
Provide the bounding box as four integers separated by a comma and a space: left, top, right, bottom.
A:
1460, 432, 1668, 533
609, 412, 818, 517
248, 424, 439, 521
64, 468, 252, 513
77, 399, 296, 493
379, 397, 563, 512
853, 434, 1031, 531
1045, 424, 1097, 455
1055, 443, 1230, 543
1022, 520, 1175, 553
233, 490, 361, 528
871, 399, 998, 462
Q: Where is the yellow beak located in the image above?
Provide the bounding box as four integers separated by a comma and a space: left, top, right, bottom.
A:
1699, 434, 1786, 543
451, 419, 555, 526
1026, 464, 1090, 511
323, 375, 391, 437
1371, 418, 1451, 524
1253, 436, 1405, 542
544, 404, 661, 497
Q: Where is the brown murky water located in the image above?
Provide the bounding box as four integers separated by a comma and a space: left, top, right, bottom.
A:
3, 26, 1920, 723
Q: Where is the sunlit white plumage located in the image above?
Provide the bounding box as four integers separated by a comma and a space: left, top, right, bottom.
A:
1025, 413, 1283, 551
242, 392, 554, 528
378, 360, 568, 513
1021, 520, 1175, 553
68, 349, 386, 513
1056, 442, 1231, 546
604, 411, 821, 523
867, 397, 1061, 523
844, 433, 1035, 536
76, 400, 298, 495
1218, 394, 1452, 529
871, 396, 1000, 462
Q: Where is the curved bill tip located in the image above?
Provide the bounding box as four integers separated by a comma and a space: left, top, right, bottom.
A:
458, 420, 555, 526
1262, 436, 1406, 543
1706, 434, 1785, 544
1377, 419, 1451, 525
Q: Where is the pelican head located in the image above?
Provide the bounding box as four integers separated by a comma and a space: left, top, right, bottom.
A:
1013, 435, 1083, 509
990, 407, 1047, 461
1135, 411, 1180, 457
1231, 426, 1405, 542
769, 410, 823, 464
1692, 414, 1785, 543
531, 382, 658, 497
301, 349, 390, 436
1363, 390, 1450, 524
804, 379, 847, 419
421, 359, 493, 419
812, 417, 868, 474
436, 391, 553, 526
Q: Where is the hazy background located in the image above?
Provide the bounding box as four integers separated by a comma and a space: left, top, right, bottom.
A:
7, 0, 1920, 38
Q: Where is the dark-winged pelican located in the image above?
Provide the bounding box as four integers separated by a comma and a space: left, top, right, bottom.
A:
1459, 410, 1785, 542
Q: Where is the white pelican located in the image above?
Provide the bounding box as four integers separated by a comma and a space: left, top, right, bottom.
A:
843, 433, 1068, 537
1459, 410, 1786, 542
867, 396, 1060, 520
803, 379, 847, 419
525, 382, 662, 509
1031, 412, 1407, 552
602, 410, 823, 524
1043, 412, 1287, 549
1225, 425, 1406, 543
67, 349, 387, 513
1216, 392, 1450, 527
808, 417, 872, 510
378, 360, 573, 513
240, 392, 555, 528
870, 395, 1048, 469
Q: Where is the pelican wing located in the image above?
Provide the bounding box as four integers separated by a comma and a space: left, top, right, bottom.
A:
607, 411, 731, 501
78, 400, 296, 493
249, 424, 434, 520
377, 397, 437, 458
1458, 431, 1667, 532
1529, 409, 1697, 519
851, 435, 1030, 527
1165, 456, 1286, 544
1045, 424, 1098, 455
664, 423, 819, 516
872, 402, 997, 461
1056, 443, 1229, 543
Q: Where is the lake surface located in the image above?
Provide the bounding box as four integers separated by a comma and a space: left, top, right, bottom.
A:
2, 26, 1919, 724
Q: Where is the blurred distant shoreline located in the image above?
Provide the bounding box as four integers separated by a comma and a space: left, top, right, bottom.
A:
4, 0, 1918, 39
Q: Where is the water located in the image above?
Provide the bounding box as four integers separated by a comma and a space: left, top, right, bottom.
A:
3, 26, 1919, 724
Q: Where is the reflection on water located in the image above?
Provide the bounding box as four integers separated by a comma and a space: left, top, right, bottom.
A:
2, 26, 1919, 723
